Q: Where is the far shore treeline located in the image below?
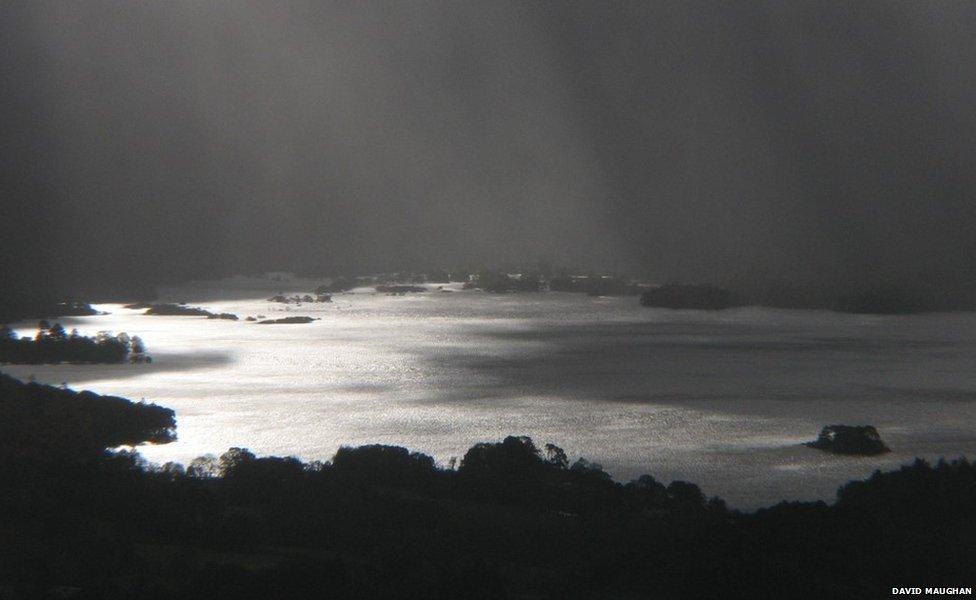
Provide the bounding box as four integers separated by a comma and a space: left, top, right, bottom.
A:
1, 373, 973, 599
4, 266, 976, 326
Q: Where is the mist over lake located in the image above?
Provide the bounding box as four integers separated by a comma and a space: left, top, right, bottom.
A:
9, 276, 976, 509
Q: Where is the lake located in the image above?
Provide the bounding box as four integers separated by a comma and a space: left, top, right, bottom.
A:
7, 275, 976, 508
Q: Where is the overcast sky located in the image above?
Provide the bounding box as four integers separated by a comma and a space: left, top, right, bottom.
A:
3, 1, 976, 292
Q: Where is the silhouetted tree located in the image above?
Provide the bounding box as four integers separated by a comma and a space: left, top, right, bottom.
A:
666, 480, 707, 510
187, 454, 220, 478
331, 444, 438, 490
1, 323, 142, 364
459, 435, 543, 477
544, 443, 568, 469
569, 457, 612, 482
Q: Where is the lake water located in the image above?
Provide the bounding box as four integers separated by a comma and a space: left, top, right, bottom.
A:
7, 275, 976, 508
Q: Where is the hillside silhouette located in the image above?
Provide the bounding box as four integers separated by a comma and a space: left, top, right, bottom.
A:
1, 374, 973, 599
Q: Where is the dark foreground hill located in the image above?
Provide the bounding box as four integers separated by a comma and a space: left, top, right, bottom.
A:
0, 374, 973, 599
0, 373, 174, 457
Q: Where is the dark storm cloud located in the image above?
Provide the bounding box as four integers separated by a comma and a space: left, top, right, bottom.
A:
3, 1, 976, 292
543, 2, 976, 284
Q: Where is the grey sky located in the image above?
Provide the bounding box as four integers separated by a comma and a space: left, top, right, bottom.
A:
3, 1, 975, 291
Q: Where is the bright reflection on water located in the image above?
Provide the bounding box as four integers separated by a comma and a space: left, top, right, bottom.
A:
7, 277, 976, 508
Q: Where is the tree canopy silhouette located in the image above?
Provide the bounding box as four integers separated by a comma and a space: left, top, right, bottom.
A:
0, 322, 147, 364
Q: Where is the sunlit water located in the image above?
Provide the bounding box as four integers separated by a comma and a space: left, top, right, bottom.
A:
7, 275, 976, 508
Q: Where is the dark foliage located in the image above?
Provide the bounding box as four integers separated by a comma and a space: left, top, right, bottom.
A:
0, 373, 174, 458
208, 313, 239, 320
140, 303, 238, 320
640, 283, 737, 310
1, 381, 974, 599
142, 303, 209, 316
473, 271, 541, 293
0, 322, 145, 364
332, 444, 439, 490
807, 425, 891, 456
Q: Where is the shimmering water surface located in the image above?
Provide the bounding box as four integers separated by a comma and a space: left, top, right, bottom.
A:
8, 276, 976, 508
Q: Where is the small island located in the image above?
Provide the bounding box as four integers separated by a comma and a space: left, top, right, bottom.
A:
0, 322, 150, 364
268, 293, 332, 304
256, 316, 318, 325
806, 425, 891, 456
132, 303, 239, 320
315, 278, 359, 295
